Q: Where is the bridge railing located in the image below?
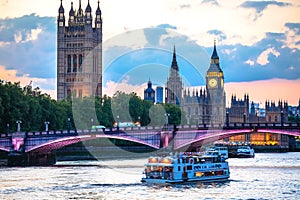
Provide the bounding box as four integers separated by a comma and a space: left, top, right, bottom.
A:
1, 123, 299, 139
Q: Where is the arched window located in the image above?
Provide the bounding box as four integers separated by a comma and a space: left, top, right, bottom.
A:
73, 54, 77, 72
67, 55, 71, 72
79, 54, 83, 72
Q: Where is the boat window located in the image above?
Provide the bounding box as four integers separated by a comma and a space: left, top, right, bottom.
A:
187, 165, 192, 171
178, 166, 181, 171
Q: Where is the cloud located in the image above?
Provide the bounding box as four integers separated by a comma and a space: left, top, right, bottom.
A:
103, 77, 300, 106
0, 65, 56, 98
103, 79, 147, 98
207, 29, 227, 41
0, 14, 56, 79
257, 47, 280, 65
240, 1, 291, 14
285, 23, 300, 34
180, 4, 191, 9
201, 0, 219, 6
284, 22, 300, 49
245, 59, 255, 66
156, 24, 177, 30
225, 78, 300, 106
103, 28, 209, 88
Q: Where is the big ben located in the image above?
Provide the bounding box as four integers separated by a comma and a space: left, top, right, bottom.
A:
206, 40, 226, 124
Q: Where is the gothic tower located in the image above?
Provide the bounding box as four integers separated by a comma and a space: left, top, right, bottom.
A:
57, 0, 103, 100
206, 40, 226, 124
165, 46, 183, 105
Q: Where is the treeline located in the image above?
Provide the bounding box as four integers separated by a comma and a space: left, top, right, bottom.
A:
0, 80, 184, 133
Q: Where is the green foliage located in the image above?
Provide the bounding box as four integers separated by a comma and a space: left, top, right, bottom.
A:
0, 80, 187, 133
288, 115, 300, 123
164, 104, 183, 125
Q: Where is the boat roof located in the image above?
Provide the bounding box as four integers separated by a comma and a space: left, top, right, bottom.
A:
145, 163, 174, 167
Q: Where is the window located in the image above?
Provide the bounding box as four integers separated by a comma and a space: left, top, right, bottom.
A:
67, 55, 71, 72
79, 54, 83, 72
73, 54, 77, 72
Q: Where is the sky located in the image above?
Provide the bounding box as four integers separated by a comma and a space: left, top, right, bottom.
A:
0, 0, 299, 106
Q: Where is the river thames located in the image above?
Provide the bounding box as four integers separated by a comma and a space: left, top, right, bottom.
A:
0, 152, 299, 200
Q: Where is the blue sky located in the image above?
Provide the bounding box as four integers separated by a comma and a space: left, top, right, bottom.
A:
0, 0, 299, 105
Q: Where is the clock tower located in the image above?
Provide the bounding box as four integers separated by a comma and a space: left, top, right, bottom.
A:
206, 40, 226, 124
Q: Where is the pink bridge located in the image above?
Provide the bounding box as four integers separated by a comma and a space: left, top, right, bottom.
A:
0, 123, 300, 154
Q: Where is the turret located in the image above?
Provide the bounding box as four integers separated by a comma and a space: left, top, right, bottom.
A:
250, 101, 255, 116
171, 45, 179, 71
211, 39, 219, 65
58, 0, 65, 27
69, 2, 75, 25
85, 0, 92, 25
95, 0, 102, 29
76, 0, 84, 24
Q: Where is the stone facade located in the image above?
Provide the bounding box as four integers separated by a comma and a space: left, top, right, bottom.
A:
57, 0, 102, 100
166, 42, 226, 124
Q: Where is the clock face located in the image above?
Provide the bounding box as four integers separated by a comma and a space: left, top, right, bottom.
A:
209, 78, 218, 87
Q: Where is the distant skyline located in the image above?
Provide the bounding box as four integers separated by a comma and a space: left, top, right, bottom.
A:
0, 0, 299, 105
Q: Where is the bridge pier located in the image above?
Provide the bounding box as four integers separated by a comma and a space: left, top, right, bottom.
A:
27, 152, 56, 166
7, 152, 56, 166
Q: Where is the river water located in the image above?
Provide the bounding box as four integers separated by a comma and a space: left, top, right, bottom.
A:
0, 152, 299, 200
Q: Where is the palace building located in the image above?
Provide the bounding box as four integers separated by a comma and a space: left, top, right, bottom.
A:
57, 0, 103, 100
165, 42, 226, 125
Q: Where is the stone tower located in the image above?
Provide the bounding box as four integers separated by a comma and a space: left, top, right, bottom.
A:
57, 0, 102, 100
165, 46, 183, 105
206, 40, 226, 124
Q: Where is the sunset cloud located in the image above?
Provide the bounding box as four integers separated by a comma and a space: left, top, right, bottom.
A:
0, 0, 299, 103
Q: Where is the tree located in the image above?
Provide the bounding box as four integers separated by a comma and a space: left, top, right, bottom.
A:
129, 93, 144, 122
164, 104, 185, 125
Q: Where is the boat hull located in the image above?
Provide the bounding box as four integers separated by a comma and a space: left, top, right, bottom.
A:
236, 153, 254, 158
141, 175, 230, 184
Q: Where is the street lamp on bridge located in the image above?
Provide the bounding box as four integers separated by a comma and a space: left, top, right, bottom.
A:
7, 124, 9, 134
44, 121, 50, 132
67, 118, 70, 133
117, 115, 120, 129
16, 120, 22, 132
165, 113, 170, 129
226, 111, 229, 126
91, 118, 94, 128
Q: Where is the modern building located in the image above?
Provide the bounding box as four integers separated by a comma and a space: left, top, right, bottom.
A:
156, 86, 164, 104
144, 79, 155, 103
57, 0, 103, 100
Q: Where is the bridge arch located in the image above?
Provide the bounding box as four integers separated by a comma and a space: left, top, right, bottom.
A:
27, 134, 160, 154
174, 129, 253, 150
257, 129, 300, 137
0, 147, 10, 152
